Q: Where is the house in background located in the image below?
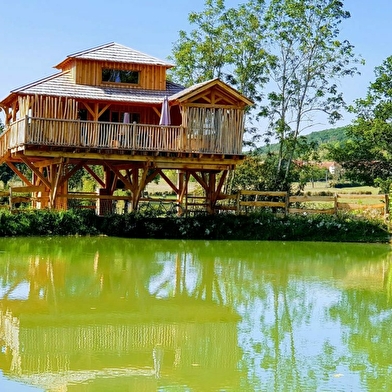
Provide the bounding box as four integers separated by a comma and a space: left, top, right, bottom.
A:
0, 42, 252, 214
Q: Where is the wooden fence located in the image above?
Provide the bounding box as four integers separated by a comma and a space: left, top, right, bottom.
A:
215, 190, 390, 217
0, 187, 389, 218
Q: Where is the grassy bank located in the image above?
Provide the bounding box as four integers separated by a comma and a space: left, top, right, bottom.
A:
0, 209, 389, 243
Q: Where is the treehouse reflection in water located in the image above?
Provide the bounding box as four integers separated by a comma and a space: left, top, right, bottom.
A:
0, 238, 242, 391
0, 238, 391, 391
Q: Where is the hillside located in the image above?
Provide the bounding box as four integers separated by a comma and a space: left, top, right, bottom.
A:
256, 126, 349, 154
305, 126, 349, 145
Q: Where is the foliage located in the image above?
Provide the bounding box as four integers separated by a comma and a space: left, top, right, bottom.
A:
0, 209, 388, 243
261, 0, 360, 183
327, 56, 392, 190
0, 209, 100, 236
228, 153, 291, 192
169, 0, 269, 103
305, 126, 349, 145
169, 0, 231, 86
170, 0, 361, 188
0, 163, 15, 186
256, 126, 348, 156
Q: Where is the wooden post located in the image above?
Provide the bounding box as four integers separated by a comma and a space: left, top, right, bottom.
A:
385, 194, 389, 217
24, 115, 29, 144
9, 188, 12, 211
236, 191, 241, 215
284, 191, 289, 216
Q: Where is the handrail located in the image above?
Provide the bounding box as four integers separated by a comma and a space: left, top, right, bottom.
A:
0, 117, 244, 155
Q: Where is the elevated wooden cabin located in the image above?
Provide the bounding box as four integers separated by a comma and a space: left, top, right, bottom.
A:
0, 42, 252, 214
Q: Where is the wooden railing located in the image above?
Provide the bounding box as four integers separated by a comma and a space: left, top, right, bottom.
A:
215, 190, 389, 217
0, 117, 244, 155
1, 186, 389, 217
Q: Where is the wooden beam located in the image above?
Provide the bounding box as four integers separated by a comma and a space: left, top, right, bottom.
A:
6, 161, 33, 187
191, 171, 208, 190
19, 155, 51, 189
104, 161, 135, 192
83, 164, 106, 188
156, 169, 179, 194
22, 150, 241, 169
214, 170, 228, 201
84, 103, 95, 118
51, 160, 64, 206
59, 161, 85, 187
135, 163, 150, 203
178, 171, 190, 209
145, 168, 160, 185
33, 158, 65, 168
182, 103, 242, 110
153, 107, 160, 118
98, 104, 110, 118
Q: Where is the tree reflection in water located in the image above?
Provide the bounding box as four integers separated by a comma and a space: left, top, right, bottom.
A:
0, 237, 390, 391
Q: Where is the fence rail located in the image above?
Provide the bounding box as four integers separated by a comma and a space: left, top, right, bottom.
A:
0, 187, 389, 218
216, 190, 389, 217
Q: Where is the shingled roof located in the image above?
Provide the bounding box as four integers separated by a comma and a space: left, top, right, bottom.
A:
55, 42, 174, 69
3, 71, 184, 105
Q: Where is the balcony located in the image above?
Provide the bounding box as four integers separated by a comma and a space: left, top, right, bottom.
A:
0, 117, 244, 158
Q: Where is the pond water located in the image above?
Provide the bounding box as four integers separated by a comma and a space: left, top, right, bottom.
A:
0, 237, 391, 392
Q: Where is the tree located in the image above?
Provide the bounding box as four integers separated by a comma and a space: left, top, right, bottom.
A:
169, 0, 231, 86
170, 0, 360, 191
262, 0, 361, 185
169, 0, 271, 131
327, 56, 392, 192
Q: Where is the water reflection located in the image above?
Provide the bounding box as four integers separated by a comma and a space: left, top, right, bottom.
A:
0, 238, 390, 391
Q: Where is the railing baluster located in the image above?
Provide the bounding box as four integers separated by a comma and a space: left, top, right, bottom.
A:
0, 117, 242, 155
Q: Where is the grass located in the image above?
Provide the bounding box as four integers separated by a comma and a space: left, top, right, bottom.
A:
301, 181, 379, 195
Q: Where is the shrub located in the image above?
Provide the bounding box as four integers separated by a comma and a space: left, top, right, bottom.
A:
0, 209, 389, 243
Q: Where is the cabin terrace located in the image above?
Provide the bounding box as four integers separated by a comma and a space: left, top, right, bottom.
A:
0, 42, 252, 214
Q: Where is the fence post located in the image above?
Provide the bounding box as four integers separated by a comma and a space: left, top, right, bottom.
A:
385, 194, 389, 217
9, 188, 12, 211
284, 191, 289, 215
236, 191, 241, 215
334, 193, 338, 215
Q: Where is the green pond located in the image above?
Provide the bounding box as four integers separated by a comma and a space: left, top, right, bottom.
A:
0, 237, 391, 392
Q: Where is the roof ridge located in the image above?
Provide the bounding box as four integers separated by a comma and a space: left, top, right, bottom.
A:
64, 42, 173, 66
66, 42, 116, 58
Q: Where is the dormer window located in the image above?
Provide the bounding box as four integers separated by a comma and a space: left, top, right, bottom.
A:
102, 69, 140, 85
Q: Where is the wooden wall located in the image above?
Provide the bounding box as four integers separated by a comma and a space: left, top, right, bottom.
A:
17, 95, 79, 120
72, 60, 167, 90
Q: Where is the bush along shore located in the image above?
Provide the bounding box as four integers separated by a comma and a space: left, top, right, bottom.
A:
0, 209, 389, 243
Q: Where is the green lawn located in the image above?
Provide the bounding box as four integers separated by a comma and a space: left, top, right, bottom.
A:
302, 181, 380, 195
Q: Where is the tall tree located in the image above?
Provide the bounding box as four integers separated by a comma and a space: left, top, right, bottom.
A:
262, 0, 360, 184
170, 0, 360, 189
169, 0, 231, 86
328, 56, 392, 191
169, 0, 270, 104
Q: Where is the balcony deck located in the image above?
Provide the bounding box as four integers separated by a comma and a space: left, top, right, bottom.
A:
0, 117, 244, 166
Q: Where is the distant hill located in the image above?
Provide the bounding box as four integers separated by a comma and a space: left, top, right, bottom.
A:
305, 126, 349, 145
256, 126, 349, 154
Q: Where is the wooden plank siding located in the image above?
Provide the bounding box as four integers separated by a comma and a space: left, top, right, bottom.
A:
74, 60, 167, 90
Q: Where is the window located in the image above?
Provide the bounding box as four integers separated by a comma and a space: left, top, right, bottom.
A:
102, 69, 140, 85
111, 112, 140, 123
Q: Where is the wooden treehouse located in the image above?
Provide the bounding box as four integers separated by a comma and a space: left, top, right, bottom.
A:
0, 42, 252, 214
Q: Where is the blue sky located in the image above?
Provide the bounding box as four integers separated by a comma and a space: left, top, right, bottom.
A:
0, 0, 391, 131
